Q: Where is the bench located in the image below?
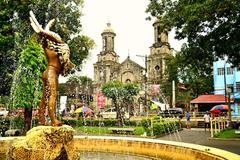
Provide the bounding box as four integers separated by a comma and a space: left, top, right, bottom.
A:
108, 128, 135, 135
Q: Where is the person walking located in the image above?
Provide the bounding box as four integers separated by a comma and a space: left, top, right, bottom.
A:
186, 111, 191, 129
203, 111, 211, 131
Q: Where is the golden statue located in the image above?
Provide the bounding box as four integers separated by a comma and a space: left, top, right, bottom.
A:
29, 11, 75, 126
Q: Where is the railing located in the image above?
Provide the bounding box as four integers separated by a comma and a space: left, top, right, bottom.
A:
210, 117, 228, 138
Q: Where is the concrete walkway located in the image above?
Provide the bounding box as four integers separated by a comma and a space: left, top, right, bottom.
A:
158, 128, 240, 155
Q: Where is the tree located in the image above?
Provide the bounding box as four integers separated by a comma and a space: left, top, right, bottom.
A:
65, 75, 93, 105
9, 38, 47, 133
0, 0, 95, 97
102, 81, 139, 126
146, 0, 240, 66
0, 0, 17, 96
13, 0, 95, 71
146, 0, 223, 99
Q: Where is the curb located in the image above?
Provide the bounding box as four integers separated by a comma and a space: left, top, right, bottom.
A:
208, 137, 240, 141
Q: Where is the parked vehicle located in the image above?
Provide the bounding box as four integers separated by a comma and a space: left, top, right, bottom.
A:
0, 108, 9, 117
99, 107, 129, 119
159, 108, 183, 118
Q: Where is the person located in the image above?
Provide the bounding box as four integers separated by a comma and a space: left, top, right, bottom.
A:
30, 11, 74, 126
186, 111, 191, 129
203, 111, 210, 131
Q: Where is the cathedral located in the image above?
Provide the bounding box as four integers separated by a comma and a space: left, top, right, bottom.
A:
93, 21, 172, 109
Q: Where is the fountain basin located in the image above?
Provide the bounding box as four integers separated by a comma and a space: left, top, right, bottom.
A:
1, 136, 239, 160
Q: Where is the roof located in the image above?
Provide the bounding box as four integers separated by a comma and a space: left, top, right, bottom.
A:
121, 56, 144, 69
102, 23, 115, 34
190, 94, 233, 104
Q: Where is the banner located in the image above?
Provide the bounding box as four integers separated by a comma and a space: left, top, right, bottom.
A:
97, 92, 106, 108
151, 84, 160, 96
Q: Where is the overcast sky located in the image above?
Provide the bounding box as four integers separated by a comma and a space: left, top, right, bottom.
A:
59, 0, 184, 83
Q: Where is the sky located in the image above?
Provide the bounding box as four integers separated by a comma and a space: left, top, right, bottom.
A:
59, 0, 184, 83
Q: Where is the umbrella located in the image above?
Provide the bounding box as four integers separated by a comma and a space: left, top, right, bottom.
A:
85, 108, 94, 117
210, 105, 230, 113
82, 106, 88, 113
74, 107, 83, 113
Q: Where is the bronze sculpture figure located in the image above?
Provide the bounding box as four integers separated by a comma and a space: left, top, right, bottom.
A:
29, 11, 74, 126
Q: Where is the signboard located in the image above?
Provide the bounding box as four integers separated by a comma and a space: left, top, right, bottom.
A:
97, 92, 106, 108
60, 96, 67, 112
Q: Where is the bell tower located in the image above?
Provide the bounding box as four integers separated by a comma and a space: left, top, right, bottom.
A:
101, 23, 116, 53
147, 20, 172, 84
94, 23, 120, 84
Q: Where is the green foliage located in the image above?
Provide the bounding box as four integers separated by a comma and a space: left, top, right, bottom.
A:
0, 0, 95, 96
67, 75, 93, 86
134, 126, 145, 135
141, 118, 180, 136
62, 118, 138, 127
0, 0, 17, 96
13, 0, 95, 72
146, 0, 237, 98
101, 80, 140, 126
62, 119, 114, 127
76, 126, 111, 135
146, 0, 240, 67
9, 38, 46, 109
0, 116, 39, 136
214, 128, 240, 139
75, 125, 145, 135
102, 80, 140, 101
101, 80, 124, 100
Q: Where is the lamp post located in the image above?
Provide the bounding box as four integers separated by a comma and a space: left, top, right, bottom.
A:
226, 87, 232, 122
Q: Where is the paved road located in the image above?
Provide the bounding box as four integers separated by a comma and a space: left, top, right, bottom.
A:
158, 128, 240, 155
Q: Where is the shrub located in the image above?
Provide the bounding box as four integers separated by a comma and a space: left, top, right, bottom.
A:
141, 118, 180, 136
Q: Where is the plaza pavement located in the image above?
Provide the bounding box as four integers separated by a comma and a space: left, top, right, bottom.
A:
158, 128, 240, 155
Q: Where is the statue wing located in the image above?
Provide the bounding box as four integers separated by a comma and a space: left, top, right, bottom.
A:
29, 11, 44, 33
45, 19, 55, 31
29, 11, 63, 43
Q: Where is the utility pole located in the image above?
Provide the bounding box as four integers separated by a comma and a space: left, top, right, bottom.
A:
136, 54, 148, 116
224, 62, 227, 104
144, 54, 148, 115
172, 80, 176, 108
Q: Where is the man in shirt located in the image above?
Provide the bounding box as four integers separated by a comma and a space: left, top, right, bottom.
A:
203, 111, 211, 131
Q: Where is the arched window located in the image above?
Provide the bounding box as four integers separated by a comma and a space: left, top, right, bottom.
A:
126, 79, 131, 83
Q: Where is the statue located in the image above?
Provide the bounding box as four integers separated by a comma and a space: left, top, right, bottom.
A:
29, 11, 75, 126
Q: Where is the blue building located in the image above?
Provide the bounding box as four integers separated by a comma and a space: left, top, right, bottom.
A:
213, 59, 240, 117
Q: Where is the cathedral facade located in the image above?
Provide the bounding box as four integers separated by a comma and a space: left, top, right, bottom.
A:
93, 21, 172, 109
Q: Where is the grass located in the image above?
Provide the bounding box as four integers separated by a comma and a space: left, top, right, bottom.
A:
214, 128, 240, 139
76, 126, 111, 135
75, 126, 145, 135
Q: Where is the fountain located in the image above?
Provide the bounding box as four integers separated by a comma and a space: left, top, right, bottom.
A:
1, 11, 239, 160
1, 134, 240, 160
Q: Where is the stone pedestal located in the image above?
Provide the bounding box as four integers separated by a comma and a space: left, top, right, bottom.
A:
8, 125, 80, 160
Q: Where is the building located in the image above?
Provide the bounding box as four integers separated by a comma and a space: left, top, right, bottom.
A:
93, 22, 172, 112
213, 59, 240, 116
93, 23, 144, 109
93, 23, 145, 85
147, 20, 172, 83
190, 94, 233, 112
